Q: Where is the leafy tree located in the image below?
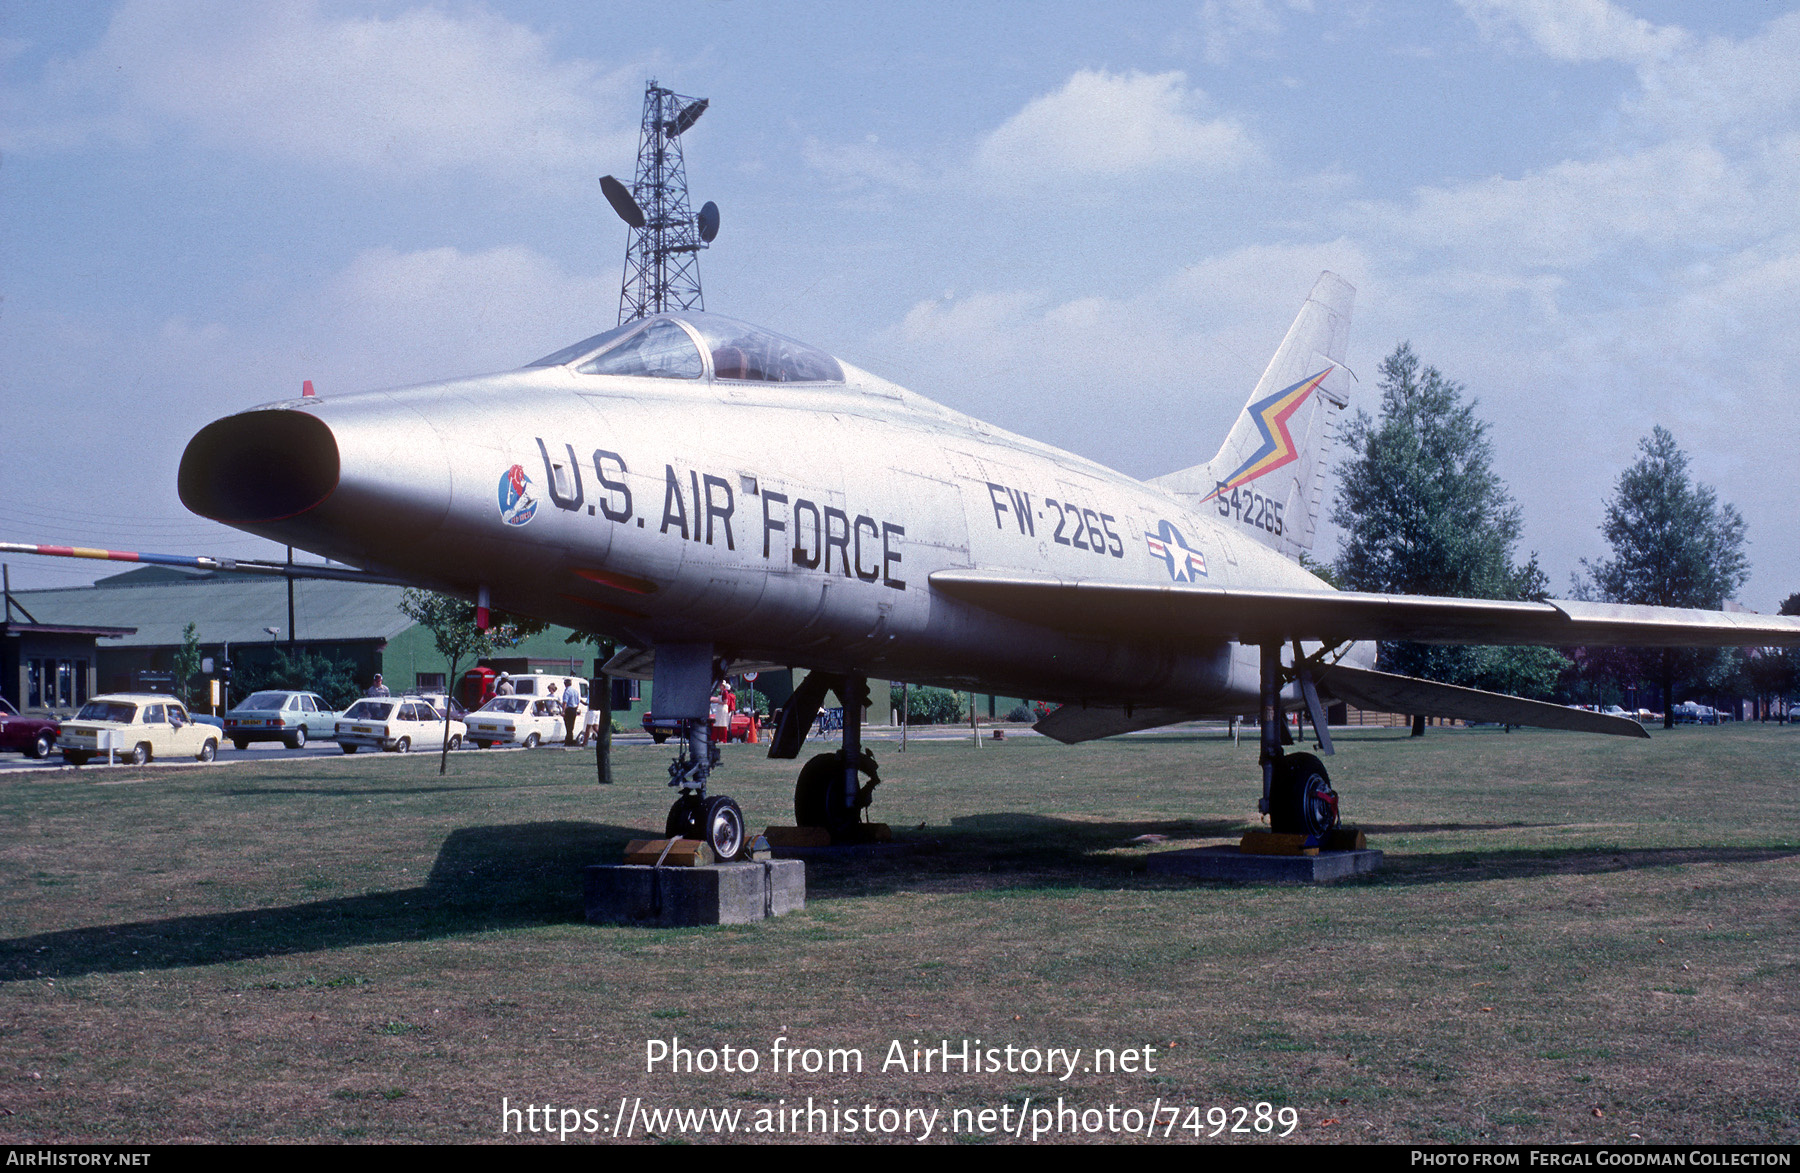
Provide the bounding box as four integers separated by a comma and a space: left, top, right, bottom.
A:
400, 589, 498, 774
236, 648, 362, 711
172, 622, 203, 708
1331, 343, 1566, 732
1581, 427, 1749, 728
890, 684, 966, 725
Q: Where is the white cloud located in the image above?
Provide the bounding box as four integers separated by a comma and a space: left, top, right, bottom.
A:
1372, 139, 1773, 268
801, 135, 925, 192
1457, 0, 1687, 65
1628, 12, 1800, 141
888, 241, 1368, 474
977, 69, 1260, 180
9, 1, 637, 180
1194, 0, 1290, 66
305, 244, 615, 387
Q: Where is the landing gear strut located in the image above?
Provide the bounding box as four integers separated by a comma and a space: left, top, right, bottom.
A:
651, 645, 751, 861
1258, 642, 1341, 838
772, 672, 882, 841
665, 717, 745, 860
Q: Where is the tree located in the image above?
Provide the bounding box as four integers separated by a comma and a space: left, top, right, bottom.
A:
172, 622, 203, 708
1582, 426, 1750, 728
399, 590, 548, 772
566, 630, 616, 785
1332, 343, 1566, 733
236, 647, 361, 710
400, 589, 497, 775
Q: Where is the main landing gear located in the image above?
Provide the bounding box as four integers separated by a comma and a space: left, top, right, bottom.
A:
1258, 641, 1341, 839
768, 671, 883, 842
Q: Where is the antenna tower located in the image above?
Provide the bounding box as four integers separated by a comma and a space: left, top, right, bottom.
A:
606, 80, 718, 324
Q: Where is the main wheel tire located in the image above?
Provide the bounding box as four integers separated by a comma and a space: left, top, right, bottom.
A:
448, 735, 462, 751
523, 733, 540, 749
665, 795, 705, 841
794, 748, 881, 828
198, 740, 217, 763
31, 730, 54, 759
1269, 752, 1339, 838
342, 744, 359, 754
394, 737, 411, 754
701, 795, 746, 861
232, 739, 250, 751
127, 743, 150, 767
287, 728, 307, 750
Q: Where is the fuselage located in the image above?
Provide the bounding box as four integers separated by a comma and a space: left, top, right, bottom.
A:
179, 312, 1355, 713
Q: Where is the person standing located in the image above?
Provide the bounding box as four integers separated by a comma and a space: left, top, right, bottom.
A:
560, 678, 581, 746
367, 674, 391, 697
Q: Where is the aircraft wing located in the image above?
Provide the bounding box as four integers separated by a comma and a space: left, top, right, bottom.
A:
929, 570, 1800, 649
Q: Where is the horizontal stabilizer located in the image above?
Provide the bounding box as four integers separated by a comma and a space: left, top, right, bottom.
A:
929, 570, 1800, 650
1313, 663, 1650, 739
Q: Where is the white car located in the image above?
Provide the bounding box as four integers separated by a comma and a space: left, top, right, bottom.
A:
333, 696, 465, 754
466, 695, 570, 749
59, 694, 221, 766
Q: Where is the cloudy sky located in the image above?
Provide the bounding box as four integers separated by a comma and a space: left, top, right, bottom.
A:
4, 1, 1797, 610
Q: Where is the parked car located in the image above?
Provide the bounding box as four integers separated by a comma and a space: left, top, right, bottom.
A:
642, 708, 756, 743
223, 690, 340, 749
332, 696, 465, 753
1673, 701, 1719, 725
58, 694, 220, 765
466, 695, 569, 748
415, 693, 468, 723
0, 697, 60, 759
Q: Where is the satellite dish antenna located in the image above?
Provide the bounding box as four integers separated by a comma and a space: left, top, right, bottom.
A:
698, 201, 720, 243
598, 174, 645, 228
665, 98, 709, 138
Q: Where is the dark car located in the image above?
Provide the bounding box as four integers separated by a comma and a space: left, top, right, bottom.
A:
0, 697, 61, 759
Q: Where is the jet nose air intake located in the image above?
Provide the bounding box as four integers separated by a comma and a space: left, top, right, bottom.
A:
178, 410, 341, 523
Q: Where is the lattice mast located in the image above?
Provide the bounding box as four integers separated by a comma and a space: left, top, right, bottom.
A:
614, 81, 713, 324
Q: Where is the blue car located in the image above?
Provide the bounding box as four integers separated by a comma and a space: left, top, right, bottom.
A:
223, 690, 341, 749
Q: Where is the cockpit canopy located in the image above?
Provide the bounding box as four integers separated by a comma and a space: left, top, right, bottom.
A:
527, 312, 844, 384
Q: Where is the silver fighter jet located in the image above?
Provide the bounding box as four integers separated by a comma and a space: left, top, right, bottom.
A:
170, 274, 1800, 859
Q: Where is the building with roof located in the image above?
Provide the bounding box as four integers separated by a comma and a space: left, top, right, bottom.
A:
1, 564, 602, 716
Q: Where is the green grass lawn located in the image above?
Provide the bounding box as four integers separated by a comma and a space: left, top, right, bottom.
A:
2, 724, 1796, 1143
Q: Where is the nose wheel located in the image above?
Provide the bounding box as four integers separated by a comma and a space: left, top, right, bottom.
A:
666, 793, 746, 861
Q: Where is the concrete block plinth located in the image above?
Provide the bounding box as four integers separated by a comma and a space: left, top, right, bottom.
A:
583, 859, 805, 926
1146, 844, 1383, 883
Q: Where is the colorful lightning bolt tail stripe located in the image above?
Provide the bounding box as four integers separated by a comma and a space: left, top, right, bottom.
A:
1198, 368, 1332, 504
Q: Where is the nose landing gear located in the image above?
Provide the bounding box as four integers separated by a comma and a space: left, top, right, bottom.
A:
664, 716, 746, 860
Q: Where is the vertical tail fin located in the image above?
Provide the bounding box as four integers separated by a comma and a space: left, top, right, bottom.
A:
1150, 271, 1354, 560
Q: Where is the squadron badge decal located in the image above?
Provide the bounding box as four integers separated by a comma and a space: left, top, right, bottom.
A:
498, 464, 538, 527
